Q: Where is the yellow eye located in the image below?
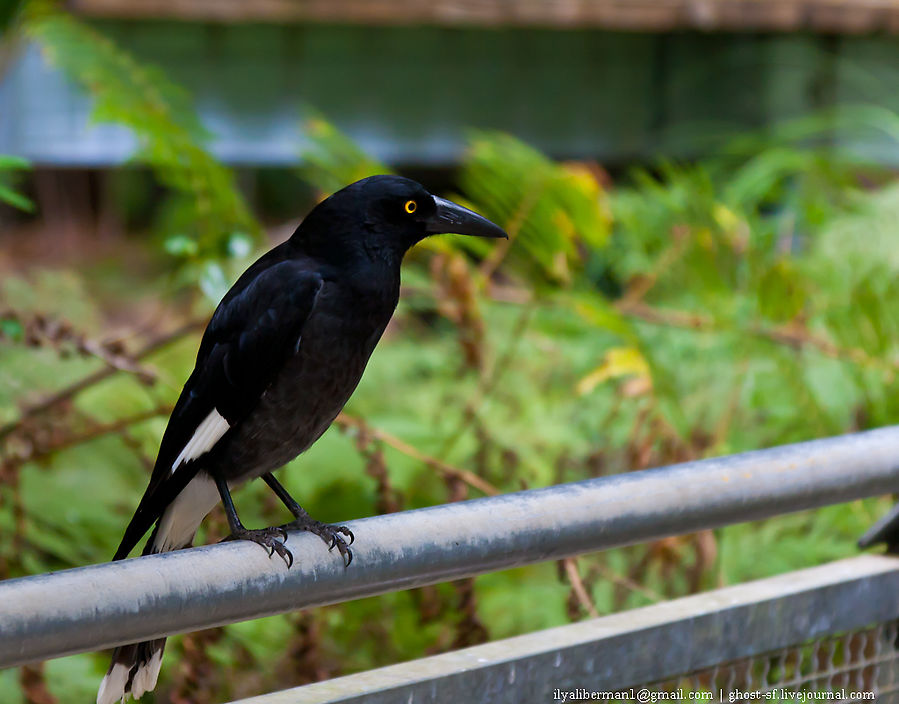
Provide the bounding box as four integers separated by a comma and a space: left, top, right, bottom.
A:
404, 200, 417, 214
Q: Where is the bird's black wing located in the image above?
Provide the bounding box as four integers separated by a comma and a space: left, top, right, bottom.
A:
113, 260, 324, 559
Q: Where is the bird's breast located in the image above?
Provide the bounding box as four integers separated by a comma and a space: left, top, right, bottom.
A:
215, 285, 396, 481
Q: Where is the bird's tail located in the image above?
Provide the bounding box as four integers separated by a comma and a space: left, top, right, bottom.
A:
97, 522, 173, 704
97, 638, 166, 704
98, 476, 220, 704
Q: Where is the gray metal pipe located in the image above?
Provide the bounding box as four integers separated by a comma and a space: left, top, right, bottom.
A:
2, 426, 899, 667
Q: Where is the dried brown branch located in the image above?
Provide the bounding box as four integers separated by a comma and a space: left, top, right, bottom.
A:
450, 578, 489, 649
18, 662, 57, 704
275, 612, 332, 687
431, 253, 486, 372
351, 420, 404, 514
0, 319, 203, 441
25, 405, 171, 464
0, 308, 157, 383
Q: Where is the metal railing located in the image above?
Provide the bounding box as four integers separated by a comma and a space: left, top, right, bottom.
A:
2, 426, 899, 695
226, 554, 899, 704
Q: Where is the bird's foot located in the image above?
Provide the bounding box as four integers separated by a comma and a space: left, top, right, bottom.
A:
222, 526, 293, 568
281, 517, 354, 567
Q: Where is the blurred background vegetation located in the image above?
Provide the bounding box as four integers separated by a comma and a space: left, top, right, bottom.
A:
3, 1, 899, 702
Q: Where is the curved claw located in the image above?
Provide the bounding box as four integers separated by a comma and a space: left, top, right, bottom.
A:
224, 527, 293, 568
270, 542, 293, 569
279, 518, 356, 567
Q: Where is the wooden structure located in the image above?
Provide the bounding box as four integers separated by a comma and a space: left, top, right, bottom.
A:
71, 0, 899, 34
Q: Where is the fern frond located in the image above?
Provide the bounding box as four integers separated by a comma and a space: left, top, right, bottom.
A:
24, 4, 259, 252
298, 111, 392, 197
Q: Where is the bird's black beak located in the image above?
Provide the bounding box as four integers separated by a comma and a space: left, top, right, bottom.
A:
425, 197, 508, 239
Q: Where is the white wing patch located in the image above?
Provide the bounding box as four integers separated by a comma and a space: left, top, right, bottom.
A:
171, 409, 230, 473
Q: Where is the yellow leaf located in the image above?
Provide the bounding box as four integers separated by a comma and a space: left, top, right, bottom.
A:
561, 163, 602, 198
576, 346, 651, 396
713, 203, 740, 232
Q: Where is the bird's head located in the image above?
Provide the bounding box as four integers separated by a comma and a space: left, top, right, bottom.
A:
293, 175, 507, 265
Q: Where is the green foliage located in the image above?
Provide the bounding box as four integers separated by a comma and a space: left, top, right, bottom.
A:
4, 13, 899, 701
23, 3, 260, 261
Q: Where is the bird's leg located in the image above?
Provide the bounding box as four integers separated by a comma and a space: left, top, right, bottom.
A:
262, 473, 354, 566
214, 474, 293, 568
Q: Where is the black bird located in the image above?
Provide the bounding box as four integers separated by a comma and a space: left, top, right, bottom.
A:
859, 501, 899, 553
97, 175, 507, 704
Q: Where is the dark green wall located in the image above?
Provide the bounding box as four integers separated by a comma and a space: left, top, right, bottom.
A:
3, 22, 899, 165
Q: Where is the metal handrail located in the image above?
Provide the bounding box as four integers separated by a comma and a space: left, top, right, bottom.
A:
2, 425, 899, 668
226, 554, 899, 704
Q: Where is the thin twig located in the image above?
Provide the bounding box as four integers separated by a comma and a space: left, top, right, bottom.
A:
615, 300, 708, 330
617, 224, 691, 307
617, 300, 896, 375
79, 338, 156, 382
563, 558, 600, 618
594, 561, 664, 603
22, 405, 172, 464
711, 359, 750, 448
336, 413, 500, 497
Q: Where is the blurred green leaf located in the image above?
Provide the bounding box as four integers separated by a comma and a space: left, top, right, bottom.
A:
163, 233, 199, 257
0, 154, 30, 170
0, 317, 23, 340
0, 184, 33, 212
227, 231, 254, 259
0, 154, 34, 212
199, 261, 229, 303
